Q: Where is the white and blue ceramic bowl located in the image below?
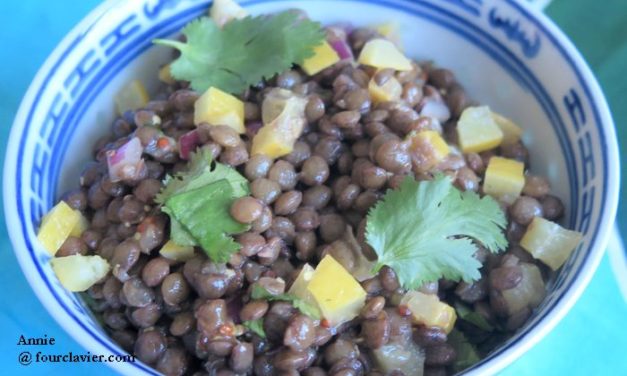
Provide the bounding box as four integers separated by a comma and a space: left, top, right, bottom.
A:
3, 0, 620, 374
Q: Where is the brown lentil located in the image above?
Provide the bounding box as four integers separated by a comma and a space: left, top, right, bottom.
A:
231, 197, 264, 224
58, 23, 570, 376
268, 160, 298, 190
141, 257, 170, 287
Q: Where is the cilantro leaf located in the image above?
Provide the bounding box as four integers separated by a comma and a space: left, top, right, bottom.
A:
449, 330, 481, 372
365, 175, 507, 289
243, 319, 266, 338
157, 148, 249, 262
165, 180, 249, 262
251, 285, 321, 320
165, 212, 197, 247
454, 301, 494, 332
156, 148, 248, 205
154, 12, 325, 94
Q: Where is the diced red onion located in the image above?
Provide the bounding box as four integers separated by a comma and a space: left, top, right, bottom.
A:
178, 129, 201, 160
107, 137, 144, 182
329, 38, 353, 60
327, 22, 354, 35
420, 99, 451, 123
326, 26, 354, 61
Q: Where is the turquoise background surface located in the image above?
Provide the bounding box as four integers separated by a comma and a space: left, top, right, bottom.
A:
0, 0, 624, 375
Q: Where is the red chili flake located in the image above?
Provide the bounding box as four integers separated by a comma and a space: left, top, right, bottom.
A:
136, 217, 153, 233
137, 222, 147, 233
218, 324, 234, 336
398, 305, 412, 317
321, 319, 330, 328
157, 137, 170, 149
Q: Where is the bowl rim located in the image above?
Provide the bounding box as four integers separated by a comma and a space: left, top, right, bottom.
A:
3, 0, 620, 375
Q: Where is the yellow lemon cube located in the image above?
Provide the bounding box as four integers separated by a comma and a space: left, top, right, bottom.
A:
520, 217, 583, 270
115, 79, 149, 115
51, 255, 110, 292
408, 130, 450, 172
159, 240, 195, 262
37, 201, 81, 256
401, 291, 457, 333
483, 156, 525, 204
287, 264, 320, 316
501, 263, 545, 314
301, 41, 340, 76
492, 112, 523, 146
368, 76, 402, 104
288, 264, 315, 298
69, 213, 89, 238
251, 126, 294, 158
306, 255, 366, 327
253, 90, 307, 158
457, 106, 504, 153
210, 0, 248, 28
158, 64, 175, 85
372, 342, 424, 375
194, 87, 245, 133
358, 39, 412, 71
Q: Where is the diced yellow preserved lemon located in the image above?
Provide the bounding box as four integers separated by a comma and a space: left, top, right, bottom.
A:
372, 342, 424, 375
261, 88, 304, 126
253, 89, 307, 158
457, 106, 504, 153
37, 201, 81, 256
115, 79, 149, 115
301, 41, 340, 76
520, 217, 583, 270
69, 213, 89, 238
368, 76, 402, 104
251, 127, 294, 158
51, 255, 110, 292
194, 87, 245, 133
358, 39, 412, 71
501, 263, 545, 314
159, 240, 195, 262
210, 0, 248, 28
288, 264, 315, 298
158, 64, 175, 85
408, 130, 450, 172
492, 112, 523, 146
287, 264, 320, 316
483, 156, 525, 204
401, 291, 457, 333
306, 255, 366, 327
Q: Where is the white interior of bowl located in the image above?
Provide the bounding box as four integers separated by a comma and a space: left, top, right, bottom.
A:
5, 0, 619, 375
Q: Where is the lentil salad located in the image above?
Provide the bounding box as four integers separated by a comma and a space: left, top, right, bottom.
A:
36, 1, 584, 375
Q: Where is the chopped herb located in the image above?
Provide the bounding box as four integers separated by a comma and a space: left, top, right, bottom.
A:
154, 12, 325, 94
157, 148, 249, 262
243, 318, 266, 338
366, 175, 508, 289
251, 285, 320, 320
449, 329, 482, 372
455, 301, 494, 332
156, 148, 248, 204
